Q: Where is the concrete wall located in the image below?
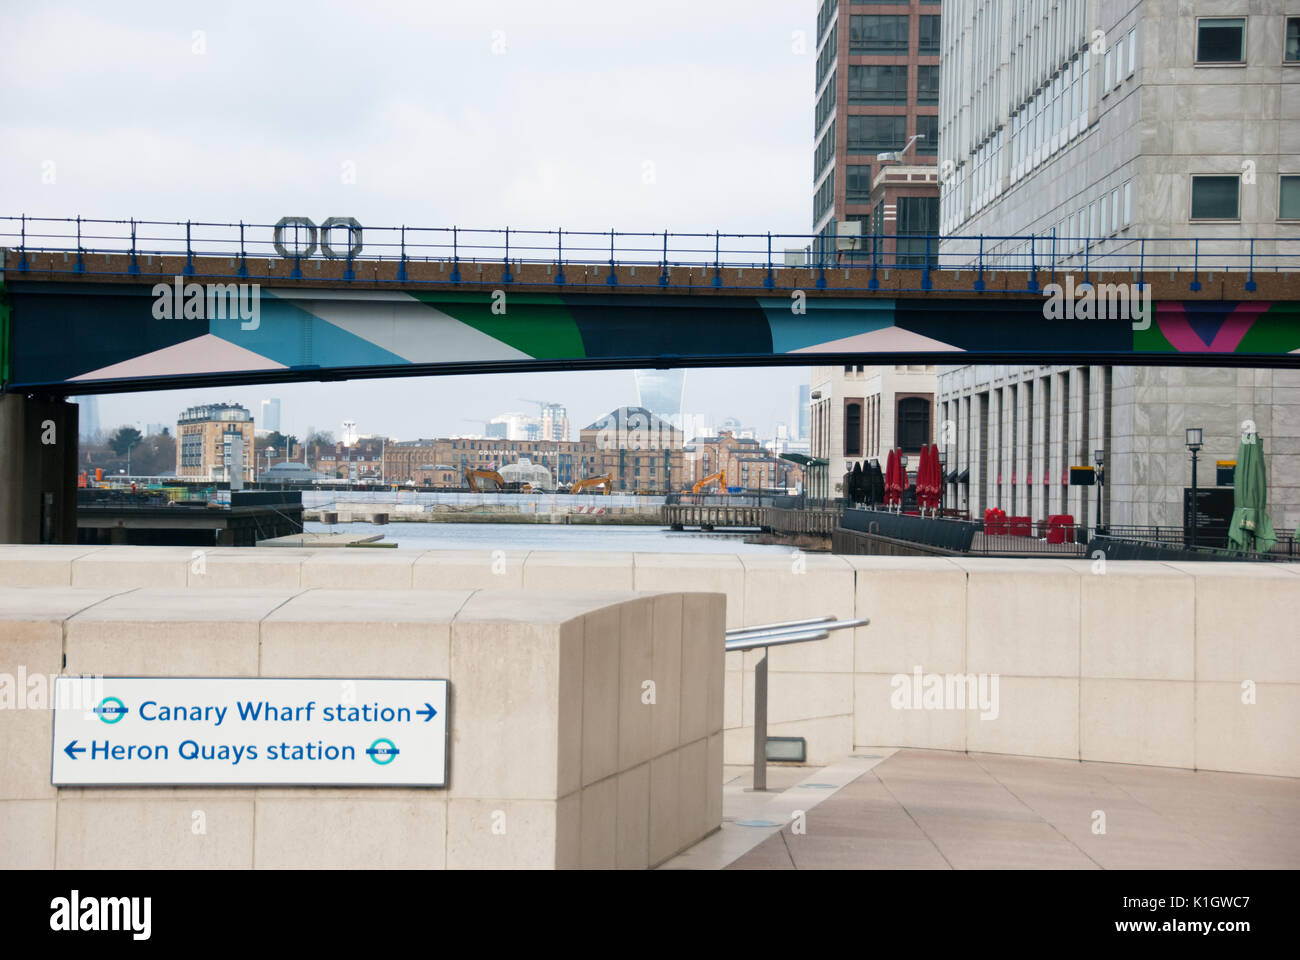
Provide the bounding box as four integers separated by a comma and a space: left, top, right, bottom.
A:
1, 546, 1296, 784
0, 580, 724, 869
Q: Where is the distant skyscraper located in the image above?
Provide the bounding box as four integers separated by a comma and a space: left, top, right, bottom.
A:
634, 369, 686, 419
260, 398, 281, 434
539, 402, 570, 442
74, 395, 101, 441
794, 384, 811, 440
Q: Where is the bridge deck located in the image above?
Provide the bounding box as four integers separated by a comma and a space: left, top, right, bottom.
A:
6, 249, 1297, 300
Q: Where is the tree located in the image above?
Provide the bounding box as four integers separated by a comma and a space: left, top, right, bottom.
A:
131, 433, 177, 476
108, 426, 144, 458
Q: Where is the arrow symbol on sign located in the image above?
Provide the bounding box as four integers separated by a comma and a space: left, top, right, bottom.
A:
416, 703, 438, 722
64, 740, 85, 760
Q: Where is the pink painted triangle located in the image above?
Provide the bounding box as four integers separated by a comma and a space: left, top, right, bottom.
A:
72, 334, 286, 382
790, 326, 960, 354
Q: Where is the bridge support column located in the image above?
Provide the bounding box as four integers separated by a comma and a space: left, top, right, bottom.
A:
0, 394, 79, 544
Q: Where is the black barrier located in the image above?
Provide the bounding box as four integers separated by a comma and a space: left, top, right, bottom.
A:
1086, 535, 1278, 562
841, 508, 978, 552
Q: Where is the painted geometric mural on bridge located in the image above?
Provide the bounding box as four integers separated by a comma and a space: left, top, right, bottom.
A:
2, 282, 1299, 391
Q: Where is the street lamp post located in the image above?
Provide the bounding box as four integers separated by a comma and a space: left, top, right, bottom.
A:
1186, 428, 1203, 548
938, 448, 947, 516
1093, 448, 1105, 536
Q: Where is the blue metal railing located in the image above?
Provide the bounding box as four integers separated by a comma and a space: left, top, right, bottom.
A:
2, 215, 1297, 294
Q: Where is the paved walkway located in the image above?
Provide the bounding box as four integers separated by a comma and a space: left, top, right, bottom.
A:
714, 749, 1300, 870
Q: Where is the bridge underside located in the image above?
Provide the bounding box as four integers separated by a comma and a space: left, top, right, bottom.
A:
3, 265, 1300, 394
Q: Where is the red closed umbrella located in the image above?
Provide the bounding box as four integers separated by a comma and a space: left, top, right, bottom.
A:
923, 444, 936, 512
885, 449, 899, 507
916, 444, 930, 512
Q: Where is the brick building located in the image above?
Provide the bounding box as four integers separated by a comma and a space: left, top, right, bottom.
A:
383, 437, 601, 488
175, 402, 256, 483
580, 407, 685, 493
685, 431, 804, 492
813, 0, 941, 255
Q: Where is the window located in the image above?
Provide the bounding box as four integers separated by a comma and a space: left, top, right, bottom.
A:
916, 114, 938, 154
1088, 201, 1097, 238
847, 164, 873, 202
919, 16, 941, 55
1197, 18, 1245, 63
814, 175, 835, 223
896, 398, 930, 452
1287, 19, 1300, 62
896, 196, 939, 267
1100, 195, 1109, 235
1114, 38, 1124, 86
917, 64, 939, 104
1191, 175, 1240, 219
849, 64, 908, 104
815, 74, 836, 132
848, 115, 906, 153
1123, 180, 1133, 225
1111, 188, 1120, 231
1128, 27, 1137, 75
815, 120, 835, 177
850, 15, 907, 53
845, 403, 862, 456
1104, 50, 1112, 91
1281, 176, 1300, 220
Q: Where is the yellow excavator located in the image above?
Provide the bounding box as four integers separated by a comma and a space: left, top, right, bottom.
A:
568, 473, 613, 495
692, 470, 728, 494
465, 468, 534, 493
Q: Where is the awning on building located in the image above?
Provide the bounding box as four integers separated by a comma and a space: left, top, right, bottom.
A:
780, 453, 829, 467
957, 468, 970, 485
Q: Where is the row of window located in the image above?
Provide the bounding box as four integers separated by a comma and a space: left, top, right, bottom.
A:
1191, 175, 1300, 222
1009, 45, 1097, 186
1058, 181, 1133, 253
814, 175, 835, 225
847, 64, 939, 105
848, 14, 941, 55
814, 118, 836, 180
842, 397, 931, 457
816, 22, 838, 89
816, 0, 839, 44
1196, 16, 1300, 64
815, 71, 836, 132
846, 114, 936, 154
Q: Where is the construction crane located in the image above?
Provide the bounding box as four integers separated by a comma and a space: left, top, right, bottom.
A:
692, 470, 728, 494
568, 473, 613, 495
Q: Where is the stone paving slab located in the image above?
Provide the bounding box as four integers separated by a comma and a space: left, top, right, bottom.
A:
726, 748, 1300, 870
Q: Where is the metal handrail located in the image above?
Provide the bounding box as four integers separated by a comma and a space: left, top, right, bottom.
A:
725, 616, 870, 651
724, 615, 870, 790
4, 216, 1297, 295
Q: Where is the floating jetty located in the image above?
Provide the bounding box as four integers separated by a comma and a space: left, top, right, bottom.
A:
257, 532, 392, 548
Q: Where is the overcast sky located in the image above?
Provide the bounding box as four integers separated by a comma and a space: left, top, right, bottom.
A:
1, 0, 816, 441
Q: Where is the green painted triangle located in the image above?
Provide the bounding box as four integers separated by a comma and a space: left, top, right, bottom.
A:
1235, 302, 1300, 355
412, 292, 586, 359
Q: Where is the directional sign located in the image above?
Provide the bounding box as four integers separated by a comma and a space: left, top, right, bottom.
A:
51, 678, 448, 787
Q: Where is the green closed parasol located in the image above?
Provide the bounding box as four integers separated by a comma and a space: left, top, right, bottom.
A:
1227, 435, 1276, 553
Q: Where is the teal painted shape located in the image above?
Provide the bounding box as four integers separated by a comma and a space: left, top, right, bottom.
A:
760, 298, 898, 354
208, 292, 408, 370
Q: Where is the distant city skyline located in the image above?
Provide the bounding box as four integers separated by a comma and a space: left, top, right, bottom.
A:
82, 365, 811, 447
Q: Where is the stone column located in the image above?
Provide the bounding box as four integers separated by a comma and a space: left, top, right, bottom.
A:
0, 393, 79, 544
